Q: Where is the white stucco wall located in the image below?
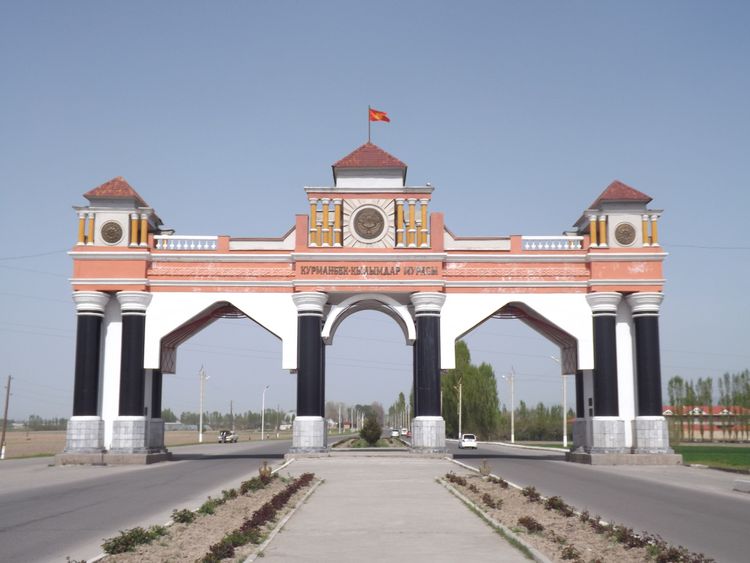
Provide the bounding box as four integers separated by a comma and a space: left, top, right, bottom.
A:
440, 293, 594, 371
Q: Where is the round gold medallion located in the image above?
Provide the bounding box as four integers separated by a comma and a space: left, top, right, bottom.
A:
353, 207, 385, 240
101, 221, 124, 244
614, 222, 636, 246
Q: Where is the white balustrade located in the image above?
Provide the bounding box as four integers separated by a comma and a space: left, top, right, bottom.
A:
521, 236, 584, 251
153, 235, 218, 251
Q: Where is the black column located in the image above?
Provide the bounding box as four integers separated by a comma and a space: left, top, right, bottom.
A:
634, 315, 663, 416
414, 315, 441, 417
575, 370, 585, 419
412, 344, 419, 416
319, 341, 326, 418
72, 314, 103, 416
151, 369, 163, 419
592, 314, 619, 416
119, 311, 146, 416
296, 314, 323, 416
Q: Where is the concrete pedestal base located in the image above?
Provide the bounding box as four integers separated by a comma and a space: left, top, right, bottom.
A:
148, 418, 166, 452
411, 416, 446, 452
588, 417, 626, 453
110, 417, 149, 454
290, 416, 327, 452
56, 451, 172, 465
566, 451, 682, 465
64, 416, 105, 453
632, 416, 672, 453
571, 419, 588, 452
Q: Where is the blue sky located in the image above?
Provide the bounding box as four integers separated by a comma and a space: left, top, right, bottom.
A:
1, 1, 748, 420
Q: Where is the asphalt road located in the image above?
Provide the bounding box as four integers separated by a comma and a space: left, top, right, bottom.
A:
452, 441, 750, 563
0, 439, 289, 563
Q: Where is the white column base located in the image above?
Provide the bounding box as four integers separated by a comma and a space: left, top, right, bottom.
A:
290, 416, 327, 452
588, 417, 626, 453
110, 416, 150, 454
64, 416, 105, 453
411, 416, 446, 452
632, 416, 673, 453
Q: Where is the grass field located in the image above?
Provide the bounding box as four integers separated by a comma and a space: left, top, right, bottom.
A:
673, 443, 750, 471
0, 429, 293, 460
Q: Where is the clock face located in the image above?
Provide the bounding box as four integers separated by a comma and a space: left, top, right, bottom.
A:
352, 207, 385, 240
101, 220, 124, 244
614, 222, 636, 246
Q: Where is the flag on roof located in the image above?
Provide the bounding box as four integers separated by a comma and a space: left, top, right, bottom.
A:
369, 107, 390, 122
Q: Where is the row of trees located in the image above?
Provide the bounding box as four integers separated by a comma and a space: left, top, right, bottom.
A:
666, 371, 750, 442
167, 408, 291, 431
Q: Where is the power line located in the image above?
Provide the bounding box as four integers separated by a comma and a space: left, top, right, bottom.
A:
0, 249, 68, 261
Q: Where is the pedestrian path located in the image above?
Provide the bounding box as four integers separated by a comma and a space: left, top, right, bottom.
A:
261, 455, 528, 562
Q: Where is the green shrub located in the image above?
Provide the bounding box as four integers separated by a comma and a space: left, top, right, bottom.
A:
101, 525, 167, 554
521, 486, 541, 503
517, 516, 544, 533
198, 497, 222, 515
171, 508, 196, 524
240, 477, 266, 494
359, 415, 382, 446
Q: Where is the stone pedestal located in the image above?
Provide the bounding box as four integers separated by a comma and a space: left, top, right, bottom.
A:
411, 416, 446, 452
148, 418, 166, 452
571, 418, 588, 452
110, 416, 149, 453
632, 416, 672, 453
290, 416, 327, 452
64, 416, 105, 453
588, 417, 626, 453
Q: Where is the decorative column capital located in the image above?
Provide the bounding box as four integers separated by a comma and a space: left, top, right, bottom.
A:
116, 291, 152, 315
411, 292, 446, 316
73, 291, 110, 316
292, 292, 328, 316
586, 292, 622, 316
626, 292, 664, 317
395, 198, 405, 204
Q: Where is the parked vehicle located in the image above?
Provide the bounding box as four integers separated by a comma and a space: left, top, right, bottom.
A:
458, 433, 477, 449
390, 428, 400, 438
218, 430, 239, 443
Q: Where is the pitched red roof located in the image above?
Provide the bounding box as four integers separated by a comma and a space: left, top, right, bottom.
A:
84, 177, 148, 207
333, 142, 406, 169
590, 180, 652, 209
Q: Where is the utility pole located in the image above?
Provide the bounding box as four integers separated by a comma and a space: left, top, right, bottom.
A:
198, 367, 208, 443
1, 375, 12, 460
230, 400, 234, 433
261, 385, 270, 441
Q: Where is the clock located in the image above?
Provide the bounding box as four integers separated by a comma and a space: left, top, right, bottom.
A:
101, 221, 124, 244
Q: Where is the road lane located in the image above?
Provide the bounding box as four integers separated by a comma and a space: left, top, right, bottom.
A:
0, 440, 289, 563
452, 441, 750, 563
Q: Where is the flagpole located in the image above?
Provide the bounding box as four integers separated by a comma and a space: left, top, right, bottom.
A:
368, 105, 371, 143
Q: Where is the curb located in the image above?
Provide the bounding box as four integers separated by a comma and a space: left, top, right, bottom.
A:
438, 478, 552, 563
243, 475, 323, 562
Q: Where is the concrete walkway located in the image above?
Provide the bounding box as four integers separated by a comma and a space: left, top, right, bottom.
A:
262, 456, 528, 562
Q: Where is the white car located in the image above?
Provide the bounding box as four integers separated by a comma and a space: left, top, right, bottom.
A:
400, 428, 408, 436
458, 433, 478, 449
390, 428, 400, 438
218, 430, 239, 443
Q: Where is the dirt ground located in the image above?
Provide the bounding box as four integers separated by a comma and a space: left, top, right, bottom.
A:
0, 430, 293, 459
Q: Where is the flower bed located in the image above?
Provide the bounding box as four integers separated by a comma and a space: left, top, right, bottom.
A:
442, 471, 713, 563
102, 471, 316, 562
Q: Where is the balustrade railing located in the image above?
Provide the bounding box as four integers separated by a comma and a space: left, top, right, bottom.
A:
521, 236, 584, 251
153, 235, 218, 251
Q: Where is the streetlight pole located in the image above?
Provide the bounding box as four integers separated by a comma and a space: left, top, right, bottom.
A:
198, 367, 208, 443
550, 355, 568, 448
502, 368, 515, 443
261, 385, 270, 441
455, 378, 463, 439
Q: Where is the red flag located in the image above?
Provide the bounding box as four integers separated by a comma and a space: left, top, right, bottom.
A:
369, 108, 390, 122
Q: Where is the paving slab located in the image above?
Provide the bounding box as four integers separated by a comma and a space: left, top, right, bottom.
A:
262, 456, 528, 562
